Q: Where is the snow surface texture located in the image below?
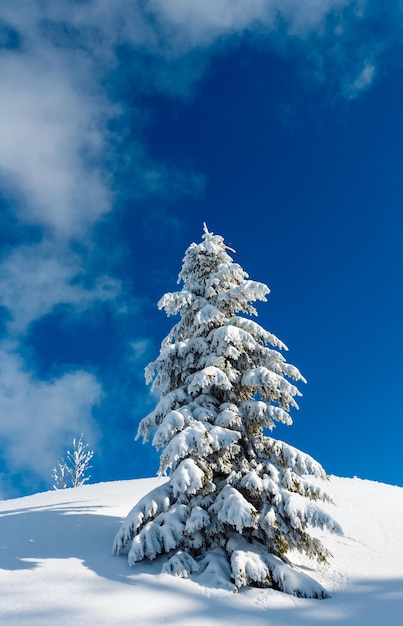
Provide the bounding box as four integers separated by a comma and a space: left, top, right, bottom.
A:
1, 477, 403, 625
113, 226, 341, 597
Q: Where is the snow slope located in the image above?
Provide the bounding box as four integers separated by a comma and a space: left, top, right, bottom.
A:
1, 476, 402, 625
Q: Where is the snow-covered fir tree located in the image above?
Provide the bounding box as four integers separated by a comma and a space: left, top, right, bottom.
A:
113, 225, 342, 598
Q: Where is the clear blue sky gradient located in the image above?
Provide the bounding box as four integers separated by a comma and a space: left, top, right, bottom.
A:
0, 3, 402, 498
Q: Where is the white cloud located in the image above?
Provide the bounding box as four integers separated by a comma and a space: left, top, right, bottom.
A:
0, 342, 101, 482
0, 240, 121, 335
0, 48, 114, 240
0, 1, 212, 242
147, 0, 273, 48
346, 61, 376, 98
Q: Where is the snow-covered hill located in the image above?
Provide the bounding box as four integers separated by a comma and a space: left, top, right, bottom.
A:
1, 476, 402, 625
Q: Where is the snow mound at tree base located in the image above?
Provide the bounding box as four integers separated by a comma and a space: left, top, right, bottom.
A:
159, 543, 329, 598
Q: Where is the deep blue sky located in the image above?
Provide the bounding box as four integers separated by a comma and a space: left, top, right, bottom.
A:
0, 2, 402, 498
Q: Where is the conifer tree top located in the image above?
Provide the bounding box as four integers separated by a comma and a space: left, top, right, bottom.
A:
158, 224, 274, 346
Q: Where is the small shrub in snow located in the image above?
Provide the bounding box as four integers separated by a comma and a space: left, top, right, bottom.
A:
52, 434, 94, 489
113, 226, 341, 598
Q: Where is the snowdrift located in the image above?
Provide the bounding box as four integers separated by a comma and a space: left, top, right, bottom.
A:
0, 476, 402, 625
